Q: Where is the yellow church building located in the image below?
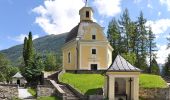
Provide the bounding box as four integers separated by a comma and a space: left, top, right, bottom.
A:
62, 4, 140, 100
62, 6, 113, 71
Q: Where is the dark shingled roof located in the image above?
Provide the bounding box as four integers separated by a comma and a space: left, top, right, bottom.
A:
65, 24, 80, 43
108, 55, 141, 72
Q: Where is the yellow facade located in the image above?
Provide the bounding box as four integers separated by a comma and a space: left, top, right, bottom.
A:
62, 6, 113, 71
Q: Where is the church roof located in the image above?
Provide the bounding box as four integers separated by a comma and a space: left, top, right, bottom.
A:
65, 24, 80, 43
108, 55, 141, 72
13, 72, 23, 78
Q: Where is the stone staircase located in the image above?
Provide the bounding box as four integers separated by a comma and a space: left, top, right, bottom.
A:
59, 85, 80, 100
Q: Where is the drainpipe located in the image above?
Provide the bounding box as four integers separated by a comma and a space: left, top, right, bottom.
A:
76, 38, 79, 72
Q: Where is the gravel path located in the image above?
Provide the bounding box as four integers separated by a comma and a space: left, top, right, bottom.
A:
18, 88, 34, 99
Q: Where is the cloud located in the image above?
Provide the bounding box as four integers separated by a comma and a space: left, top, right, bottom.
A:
160, 0, 170, 11
92, 0, 121, 17
158, 12, 161, 16
147, 3, 153, 9
133, 0, 142, 4
9, 34, 39, 43
146, 19, 170, 35
32, 0, 84, 35
156, 45, 170, 64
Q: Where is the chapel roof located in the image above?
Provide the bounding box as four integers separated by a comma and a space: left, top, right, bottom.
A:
65, 24, 80, 43
108, 55, 141, 72
13, 72, 23, 78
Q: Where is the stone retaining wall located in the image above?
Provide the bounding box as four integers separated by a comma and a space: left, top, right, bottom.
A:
0, 84, 18, 100
37, 85, 54, 97
139, 87, 170, 100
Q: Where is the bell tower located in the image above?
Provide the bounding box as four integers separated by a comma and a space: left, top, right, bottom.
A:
79, 1, 93, 22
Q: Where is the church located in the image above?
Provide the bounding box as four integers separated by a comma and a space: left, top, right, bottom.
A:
62, 3, 140, 100
62, 5, 113, 71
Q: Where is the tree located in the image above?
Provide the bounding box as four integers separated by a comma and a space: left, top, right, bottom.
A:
22, 32, 42, 84
148, 26, 157, 73
150, 58, 160, 75
107, 18, 122, 60
0, 53, 18, 82
163, 54, 170, 76
44, 52, 57, 71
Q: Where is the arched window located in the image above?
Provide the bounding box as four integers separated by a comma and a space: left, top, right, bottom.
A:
68, 52, 71, 63
86, 11, 89, 18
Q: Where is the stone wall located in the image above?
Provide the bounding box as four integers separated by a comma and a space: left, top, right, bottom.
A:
139, 87, 170, 100
37, 85, 54, 97
0, 84, 18, 100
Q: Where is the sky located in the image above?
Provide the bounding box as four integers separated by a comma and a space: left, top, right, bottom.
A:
0, 0, 170, 64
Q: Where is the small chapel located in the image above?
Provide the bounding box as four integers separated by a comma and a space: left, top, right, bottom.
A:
62, 3, 140, 100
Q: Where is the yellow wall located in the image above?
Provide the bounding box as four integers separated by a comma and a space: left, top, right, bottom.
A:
80, 45, 108, 69
63, 43, 77, 70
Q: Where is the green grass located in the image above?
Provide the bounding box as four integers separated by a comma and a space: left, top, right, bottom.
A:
139, 74, 167, 88
28, 87, 36, 97
59, 73, 104, 95
60, 73, 167, 95
37, 96, 60, 100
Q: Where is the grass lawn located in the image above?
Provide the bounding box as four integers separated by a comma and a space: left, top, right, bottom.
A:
59, 73, 104, 95
28, 87, 36, 97
59, 73, 167, 95
139, 74, 167, 88
37, 96, 60, 100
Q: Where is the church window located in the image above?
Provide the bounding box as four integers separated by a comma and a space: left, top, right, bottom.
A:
91, 64, 97, 70
92, 35, 96, 40
86, 11, 89, 18
68, 52, 71, 63
92, 49, 96, 54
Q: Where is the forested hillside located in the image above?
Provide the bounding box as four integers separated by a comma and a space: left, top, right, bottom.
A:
0, 33, 67, 65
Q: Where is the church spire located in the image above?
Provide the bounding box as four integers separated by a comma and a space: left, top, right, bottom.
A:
85, 0, 88, 7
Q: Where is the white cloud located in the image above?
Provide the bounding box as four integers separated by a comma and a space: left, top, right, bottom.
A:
92, 0, 121, 17
158, 12, 161, 16
146, 19, 170, 35
156, 45, 170, 64
160, 0, 170, 11
9, 34, 39, 43
147, 3, 153, 9
32, 0, 84, 35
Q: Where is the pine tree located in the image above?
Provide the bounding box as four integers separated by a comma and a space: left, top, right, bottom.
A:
163, 54, 170, 76
151, 58, 160, 75
148, 26, 157, 73
23, 37, 28, 66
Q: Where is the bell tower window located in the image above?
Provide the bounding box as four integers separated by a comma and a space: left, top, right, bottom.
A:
92, 35, 96, 40
92, 49, 96, 54
86, 11, 89, 18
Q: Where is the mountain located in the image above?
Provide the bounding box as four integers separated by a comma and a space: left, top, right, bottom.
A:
0, 33, 68, 65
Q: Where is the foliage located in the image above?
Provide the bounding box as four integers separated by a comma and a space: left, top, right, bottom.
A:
150, 58, 160, 75
59, 73, 104, 95
28, 87, 36, 96
0, 53, 19, 82
44, 52, 57, 71
107, 9, 157, 72
22, 32, 44, 85
37, 96, 60, 100
163, 54, 170, 76
139, 74, 167, 88
121, 52, 136, 65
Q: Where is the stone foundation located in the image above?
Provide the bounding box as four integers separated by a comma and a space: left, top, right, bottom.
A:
0, 84, 18, 100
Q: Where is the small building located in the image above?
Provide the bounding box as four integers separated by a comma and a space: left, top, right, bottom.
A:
12, 72, 26, 86
104, 55, 141, 100
62, 5, 113, 71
